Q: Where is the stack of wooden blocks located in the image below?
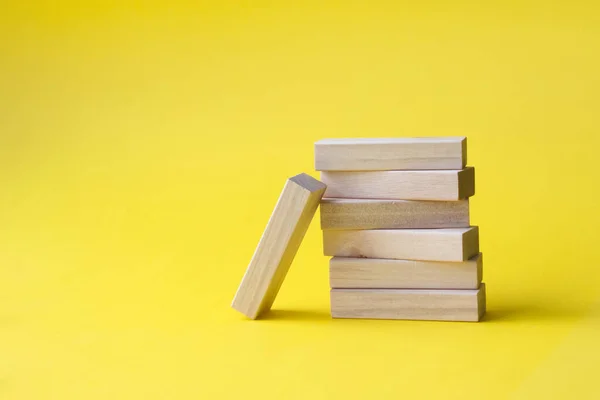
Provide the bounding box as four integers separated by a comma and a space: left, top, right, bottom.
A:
316, 137, 486, 322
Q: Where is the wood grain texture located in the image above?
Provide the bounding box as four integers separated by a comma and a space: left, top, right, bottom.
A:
320, 198, 470, 230
320, 167, 475, 201
329, 253, 483, 289
331, 284, 486, 321
232, 173, 326, 319
323, 227, 479, 262
315, 137, 467, 171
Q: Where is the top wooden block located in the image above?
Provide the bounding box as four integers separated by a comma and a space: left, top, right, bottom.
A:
231, 173, 326, 319
315, 137, 467, 171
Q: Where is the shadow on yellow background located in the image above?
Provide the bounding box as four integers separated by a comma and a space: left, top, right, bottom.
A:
1, 1, 599, 399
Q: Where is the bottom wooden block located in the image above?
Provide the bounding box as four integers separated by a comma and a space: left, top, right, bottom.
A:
330, 284, 486, 322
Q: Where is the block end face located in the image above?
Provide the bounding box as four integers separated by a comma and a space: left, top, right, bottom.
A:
475, 252, 483, 284
328, 257, 335, 288
458, 167, 476, 199
319, 213, 327, 230
460, 137, 467, 168
464, 198, 471, 225
477, 283, 487, 321
322, 231, 333, 256
289, 173, 327, 193
462, 226, 480, 260
314, 141, 329, 171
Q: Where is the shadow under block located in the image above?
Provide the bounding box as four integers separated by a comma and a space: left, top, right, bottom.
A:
320, 167, 475, 201
329, 253, 483, 289
231, 173, 327, 319
320, 198, 470, 230
315, 137, 467, 171
323, 227, 479, 262
331, 284, 486, 322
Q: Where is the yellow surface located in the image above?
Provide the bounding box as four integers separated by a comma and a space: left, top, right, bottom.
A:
1, 2, 600, 399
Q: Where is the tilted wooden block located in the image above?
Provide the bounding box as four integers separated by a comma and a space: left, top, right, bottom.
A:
320, 198, 470, 230
329, 253, 483, 289
331, 284, 486, 322
232, 173, 326, 319
323, 227, 479, 262
320, 167, 475, 201
315, 137, 467, 171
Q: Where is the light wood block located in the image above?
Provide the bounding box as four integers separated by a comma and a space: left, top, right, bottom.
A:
320, 167, 474, 201
323, 227, 479, 262
232, 173, 326, 319
331, 284, 486, 321
315, 137, 467, 171
329, 253, 483, 289
320, 198, 470, 230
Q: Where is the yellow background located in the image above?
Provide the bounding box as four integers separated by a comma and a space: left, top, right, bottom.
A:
1, 1, 599, 399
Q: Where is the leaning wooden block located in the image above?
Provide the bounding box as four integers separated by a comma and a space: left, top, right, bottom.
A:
232, 173, 326, 319
320, 167, 474, 201
330, 253, 482, 289
331, 284, 486, 322
323, 227, 479, 262
320, 198, 470, 230
315, 137, 466, 171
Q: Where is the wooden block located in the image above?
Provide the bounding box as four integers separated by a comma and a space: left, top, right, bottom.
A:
320, 198, 470, 230
315, 137, 467, 171
329, 253, 483, 289
323, 227, 479, 262
232, 173, 326, 319
321, 167, 474, 201
331, 284, 486, 321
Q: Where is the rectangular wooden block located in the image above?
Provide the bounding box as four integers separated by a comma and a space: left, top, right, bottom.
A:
320, 198, 470, 230
331, 284, 486, 321
329, 253, 483, 289
315, 137, 467, 171
323, 227, 479, 262
321, 167, 474, 201
232, 173, 326, 319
